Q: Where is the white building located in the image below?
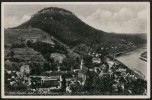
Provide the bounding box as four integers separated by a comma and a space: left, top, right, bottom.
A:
20, 64, 30, 76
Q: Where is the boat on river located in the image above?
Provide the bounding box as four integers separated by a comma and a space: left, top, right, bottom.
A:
139, 51, 147, 62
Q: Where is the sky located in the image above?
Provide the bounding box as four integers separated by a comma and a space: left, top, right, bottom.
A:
3, 2, 149, 34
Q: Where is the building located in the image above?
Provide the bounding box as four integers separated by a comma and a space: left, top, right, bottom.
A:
20, 64, 30, 76
41, 76, 60, 89
26, 37, 40, 43
77, 59, 88, 85
107, 60, 115, 68
43, 71, 74, 83
50, 53, 66, 64
41, 40, 55, 46
92, 57, 101, 64
30, 71, 74, 89
117, 68, 127, 76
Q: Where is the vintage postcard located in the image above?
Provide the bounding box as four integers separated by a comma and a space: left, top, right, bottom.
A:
1, 2, 150, 99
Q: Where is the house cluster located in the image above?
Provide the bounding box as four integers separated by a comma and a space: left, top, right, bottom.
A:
5, 52, 146, 95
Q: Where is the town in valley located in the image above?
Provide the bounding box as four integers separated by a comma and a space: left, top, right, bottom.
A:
4, 6, 148, 96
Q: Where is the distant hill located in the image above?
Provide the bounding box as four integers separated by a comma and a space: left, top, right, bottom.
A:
14, 7, 146, 47
4, 7, 147, 72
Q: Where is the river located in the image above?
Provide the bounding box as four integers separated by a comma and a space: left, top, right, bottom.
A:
116, 45, 147, 79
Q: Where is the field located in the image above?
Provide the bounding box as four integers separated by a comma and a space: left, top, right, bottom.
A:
5, 28, 54, 46
5, 47, 45, 71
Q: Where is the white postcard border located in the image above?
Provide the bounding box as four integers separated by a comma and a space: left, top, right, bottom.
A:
1, 2, 151, 99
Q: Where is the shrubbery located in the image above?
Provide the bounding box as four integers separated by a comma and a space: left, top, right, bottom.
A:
11, 43, 26, 48
26, 40, 68, 61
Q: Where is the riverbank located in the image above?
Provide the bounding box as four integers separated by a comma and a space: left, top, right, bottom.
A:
113, 44, 147, 58
114, 47, 137, 57
107, 55, 145, 80
116, 44, 147, 79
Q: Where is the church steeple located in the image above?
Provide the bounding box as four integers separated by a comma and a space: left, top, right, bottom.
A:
80, 59, 84, 70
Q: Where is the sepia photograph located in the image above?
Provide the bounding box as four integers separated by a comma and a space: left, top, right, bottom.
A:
1, 2, 150, 99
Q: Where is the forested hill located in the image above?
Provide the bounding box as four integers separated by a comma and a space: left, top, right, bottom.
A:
14, 7, 146, 46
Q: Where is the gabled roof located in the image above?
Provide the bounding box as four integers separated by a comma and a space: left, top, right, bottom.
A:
42, 76, 59, 80
21, 65, 30, 68
43, 71, 74, 76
